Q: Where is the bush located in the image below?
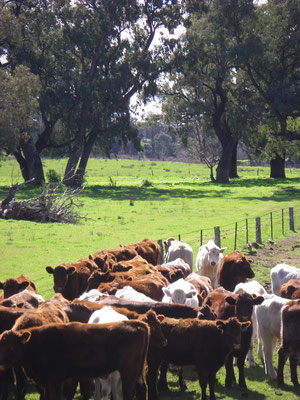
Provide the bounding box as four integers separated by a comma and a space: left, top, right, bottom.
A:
46, 169, 61, 183
141, 178, 152, 187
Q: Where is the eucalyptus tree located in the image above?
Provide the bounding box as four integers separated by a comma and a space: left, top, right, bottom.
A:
225, 0, 300, 177
161, 0, 256, 183
3, 0, 184, 186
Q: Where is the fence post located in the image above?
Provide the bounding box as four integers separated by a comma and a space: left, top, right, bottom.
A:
282, 209, 284, 235
246, 219, 248, 244
178, 234, 181, 241
234, 222, 238, 250
157, 239, 164, 264
214, 226, 221, 247
270, 212, 273, 240
289, 207, 295, 231
200, 230, 203, 246
256, 217, 262, 244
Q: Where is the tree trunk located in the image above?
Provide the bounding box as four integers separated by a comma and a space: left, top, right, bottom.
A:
270, 153, 286, 178
229, 141, 239, 178
216, 137, 237, 183
14, 133, 45, 185
71, 131, 98, 187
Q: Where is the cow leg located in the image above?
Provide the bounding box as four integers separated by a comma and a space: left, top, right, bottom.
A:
208, 372, 216, 400
45, 382, 63, 400
79, 378, 92, 400
93, 378, 101, 400
111, 371, 123, 400
262, 336, 277, 379
225, 354, 235, 388
157, 361, 170, 392
237, 354, 247, 388
178, 367, 187, 391
14, 366, 27, 400
146, 356, 161, 400
0, 369, 13, 400
289, 355, 299, 386
277, 347, 287, 386
197, 367, 208, 400
99, 377, 111, 400
63, 378, 78, 400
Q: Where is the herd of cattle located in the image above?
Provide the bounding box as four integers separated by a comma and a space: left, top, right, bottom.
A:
0, 237, 300, 400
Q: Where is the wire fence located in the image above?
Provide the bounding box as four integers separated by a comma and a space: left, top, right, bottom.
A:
158, 206, 300, 259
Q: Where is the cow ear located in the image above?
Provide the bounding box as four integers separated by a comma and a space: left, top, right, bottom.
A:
252, 295, 264, 305
156, 314, 165, 322
45, 266, 54, 274
162, 287, 171, 297
225, 296, 236, 305
220, 247, 227, 253
67, 267, 76, 275
216, 320, 225, 331
19, 282, 29, 290
240, 321, 251, 332
145, 310, 158, 323
186, 290, 197, 299
19, 331, 31, 344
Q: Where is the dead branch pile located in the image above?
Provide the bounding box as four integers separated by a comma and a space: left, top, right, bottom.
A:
0, 181, 85, 223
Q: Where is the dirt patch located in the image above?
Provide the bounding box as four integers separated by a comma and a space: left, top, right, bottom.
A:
244, 233, 300, 292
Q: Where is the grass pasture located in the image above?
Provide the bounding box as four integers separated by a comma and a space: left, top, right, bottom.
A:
0, 156, 300, 399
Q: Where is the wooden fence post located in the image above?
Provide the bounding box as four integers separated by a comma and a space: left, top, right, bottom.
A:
214, 226, 221, 247
282, 209, 284, 235
234, 222, 238, 250
289, 207, 295, 231
270, 212, 273, 240
256, 217, 262, 244
157, 239, 164, 264
178, 234, 181, 241
200, 230, 203, 246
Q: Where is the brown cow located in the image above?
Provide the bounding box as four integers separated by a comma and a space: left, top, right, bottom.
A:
0, 321, 150, 400
0, 275, 37, 299
277, 299, 300, 386
147, 316, 250, 400
46, 258, 98, 300
185, 273, 213, 305
129, 239, 161, 266
203, 287, 264, 389
280, 279, 300, 299
216, 251, 255, 292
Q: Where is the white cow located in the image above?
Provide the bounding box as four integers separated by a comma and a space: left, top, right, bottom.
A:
88, 306, 128, 400
115, 286, 156, 303
162, 278, 198, 307
79, 289, 106, 302
271, 263, 300, 295
164, 238, 193, 275
255, 294, 290, 379
234, 280, 267, 367
195, 240, 227, 288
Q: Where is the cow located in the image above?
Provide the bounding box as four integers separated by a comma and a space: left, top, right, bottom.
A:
185, 273, 213, 305
271, 263, 300, 296
46, 257, 98, 300
161, 278, 199, 307
129, 239, 162, 266
115, 286, 157, 303
0, 275, 37, 299
164, 238, 193, 275
280, 279, 300, 299
0, 290, 44, 309
195, 240, 226, 288
0, 321, 150, 400
255, 294, 290, 379
233, 281, 267, 367
277, 299, 300, 386
216, 251, 255, 292
92, 247, 138, 270
147, 316, 250, 400
88, 306, 129, 400
203, 287, 264, 389
155, 259, 188, 283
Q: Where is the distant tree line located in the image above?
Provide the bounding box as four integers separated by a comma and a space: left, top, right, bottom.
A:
0, 0, 299, 184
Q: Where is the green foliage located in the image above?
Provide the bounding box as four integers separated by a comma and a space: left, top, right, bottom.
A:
46, 169, 61, 183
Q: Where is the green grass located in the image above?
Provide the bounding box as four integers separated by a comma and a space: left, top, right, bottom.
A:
1, 156, 300, 399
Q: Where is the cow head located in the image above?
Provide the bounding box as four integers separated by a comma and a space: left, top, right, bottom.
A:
46, 265, 75, 293
216, 317, 251, 351
205, 242, 227, 267
225, 291, 264, 322
0, 330, 31, 371
163, 237, 176, 254
0, 279, 30, 299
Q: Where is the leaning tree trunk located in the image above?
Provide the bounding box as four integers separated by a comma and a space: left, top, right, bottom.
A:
14, 133, 45, 185
270, 153, 286, 178
229, 141, 239, 178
